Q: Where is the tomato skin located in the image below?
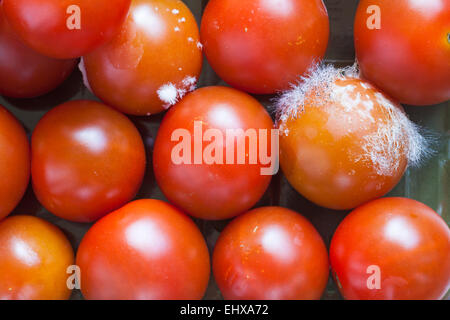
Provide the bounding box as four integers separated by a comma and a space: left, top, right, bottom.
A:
201, 0, 329, 94
278, 74, 411, 210
354, 0, 450, 106
0, 105, 30, 221
83, 0, 202, 115
0, 215, 74, 300
0, 8, 76, 98
330, 197, 450, 300
2, 0, 131, 59
76, 199, 210, 300
31, 100, 146, 223
153, 86, 274, 220
213, 206, 329, 300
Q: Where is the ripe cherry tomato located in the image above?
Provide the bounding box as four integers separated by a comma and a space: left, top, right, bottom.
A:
2, 0, 131, 59
0, 105, 30, 221
82, 0, 202, 115
31, 100, 146, 223
201, 0, 329, 94
330, 197, 450, 300
213, 206, 329, 300
354, 0, 450, 106
0, 7, 76, 98
76, 199, 210, 300
153, 86, 274, 220
276, 65, 426, 210
0, 215, 74, 300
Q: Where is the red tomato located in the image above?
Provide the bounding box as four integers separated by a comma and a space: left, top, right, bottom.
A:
354, 0, 450, 106
76, 199, 210, 300
330, 197, 450, 300
2, 0, 131, 59
153, 86, 274, 220
0, 215, 74, 300
213, 206, 329, 300
0, 105, 30, 221
276, 65, 426, 210
31, 100, 146, 223
82, 0, 202, 115
0, 7, 76, 98
201, 0, 329, 94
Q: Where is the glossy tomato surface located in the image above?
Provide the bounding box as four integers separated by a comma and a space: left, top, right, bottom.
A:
31, 100, 146, 223
76, 199, 210, 300
0, 105, 30, 221
201, 0, 329, 94
278, 70, 413, 210
2, 0, 131, 59
330, 197, 450, 300
354, 0, 450, 106
82, 0, 203, 115
0, 215, 74, 300
153, 86, 274, 220
0, 7, 76, 98
213, 206, 329, 300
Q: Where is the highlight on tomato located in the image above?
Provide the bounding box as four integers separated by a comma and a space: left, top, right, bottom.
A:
330, 197, 450, 300
31, 100, 146, 223
0, 6, 76, 98
153, 86, 276, 220
354, 0, 450, 106
213, 206, 329, 300
2, 0, 131, 59
76, 199, 210, 300
275, 64, 430, 210
201, 0, 329, 94
0, 215, 74, 300
81, 0, 203, 115
0, 105, 30, 221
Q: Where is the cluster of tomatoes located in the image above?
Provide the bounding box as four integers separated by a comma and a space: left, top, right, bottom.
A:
0, 0, 449, 300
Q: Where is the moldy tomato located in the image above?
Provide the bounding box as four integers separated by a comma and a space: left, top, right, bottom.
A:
330, 197, 450, 300
153, 86, 275, 220
213, 206, 329, 300
275, 65, 428, 210
76, 199, 210, 300
82, 0, 203, 115
354, 0, 450, 106
2, 0, 131, 59
0, 215, 74, 300
201, 0, 329, 94
0, 105, 30, 221
31, 100, 146, 223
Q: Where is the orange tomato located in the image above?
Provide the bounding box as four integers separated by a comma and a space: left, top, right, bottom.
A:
0, 215, 74, 300
82, 0, 203, 115
276, 65, 426, 210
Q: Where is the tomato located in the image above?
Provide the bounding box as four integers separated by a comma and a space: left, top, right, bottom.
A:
0, 7, 76, 98
81, 0, 202, 115
213, 206, 329, 300
201, 0, 329, 94
276, 65, 427, 210
330, 197, 450, 300
0, 105, 30, 221
0, 215, 74, 300
354, 0, 450, 106
2, 0, 131, 59
153, 86, 275, 220
31, 100, 146, 223
76, 199, 210, 300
